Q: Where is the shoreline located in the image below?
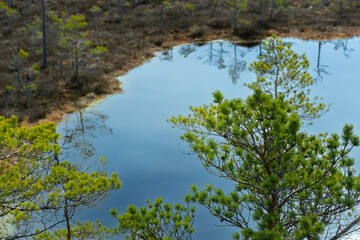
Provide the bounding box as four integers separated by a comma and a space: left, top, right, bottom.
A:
23, 26, 360, 128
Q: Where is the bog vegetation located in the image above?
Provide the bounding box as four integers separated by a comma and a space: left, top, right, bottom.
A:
2, 0, 360, 239
2, 35, 360, 239
1, 0, 360, 122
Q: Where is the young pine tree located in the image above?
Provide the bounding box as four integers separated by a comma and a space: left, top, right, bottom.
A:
169, 89, 360, 240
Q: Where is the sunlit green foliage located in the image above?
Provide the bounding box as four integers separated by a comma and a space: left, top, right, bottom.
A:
0, 1, 18, 16
183, 2, 195, 11
27, 17, 43, 55
51, 14, 107, 80
90, 45, 109, 56
8, 50, 39, 93
169, 89, 360, 239
90, 5, 102, 14
58, 14, 90, 79
0, 116, 121, 239
33, 220, 112, 240
110, 198, 196, 240
90, 5, 102, 29
248, 36, 329, 121
18, 49, 29, 59
60, 15, 89, 49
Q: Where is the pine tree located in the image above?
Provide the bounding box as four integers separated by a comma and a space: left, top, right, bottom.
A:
0, 116, 121, 239
169, 89, 360, 240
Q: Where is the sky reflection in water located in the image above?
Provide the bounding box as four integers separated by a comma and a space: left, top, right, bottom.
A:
57, 37, 360, 239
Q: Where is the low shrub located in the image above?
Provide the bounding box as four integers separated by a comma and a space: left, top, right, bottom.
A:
207, 16, 230, 29
233, 24, 262, 39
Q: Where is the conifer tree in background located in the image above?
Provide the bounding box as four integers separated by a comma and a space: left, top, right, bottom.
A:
158, 0, 170, 21
89, 5, 102, 30
0, 1, 18, 17
258, 0, 264, 21
50, 11, 67, 77
58, 14, 108, 81
256, 0, 291, 20
269, 0, 291, 19
227, 0, 247, 30
0, 1, 19, 28
115, 0, 125, 20
337, 0, 354, 24
60, 15, 89, 81
26, 17, 42, 56
105, 0, 110, 11
211, 0, 224, 15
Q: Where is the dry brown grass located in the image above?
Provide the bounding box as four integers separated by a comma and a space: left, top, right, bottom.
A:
1, 0, 360, 125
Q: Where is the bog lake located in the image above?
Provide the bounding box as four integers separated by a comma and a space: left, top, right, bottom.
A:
57, 37, 360, 239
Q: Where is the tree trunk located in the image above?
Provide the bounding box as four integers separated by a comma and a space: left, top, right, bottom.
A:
41, 0, 48, 68
75, 52, 79, 80
232, 44, 238, 84
116, 0, 123, 20
105, 0, 110, 11
234, 3, 237, 30
17, 68, 22, 88
259, 0, 263, 21
317, 41, 321, 71
270, 0, 276, 20
79, 111, 85, 136
212, 0, 218, 15
339, 0, 343, 12
275, 67, 279, 98
330, 217, 360, 240
132, 0, 135, 9
64, 199, 71, 240
160, 3, 164, 21
60, 50, 63, 77
346, 2, 350, 25
259, 41, 262, 56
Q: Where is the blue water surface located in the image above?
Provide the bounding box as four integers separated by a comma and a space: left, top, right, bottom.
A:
57, 37, 360, 239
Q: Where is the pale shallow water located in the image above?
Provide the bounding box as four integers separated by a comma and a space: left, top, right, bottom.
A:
57, 37, 360, 239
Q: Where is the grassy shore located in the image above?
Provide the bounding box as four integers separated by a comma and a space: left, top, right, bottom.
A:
1, 0, 360, 126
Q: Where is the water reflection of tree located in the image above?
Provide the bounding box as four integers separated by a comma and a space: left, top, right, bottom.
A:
159, 48, 173, 61
178, 44, 196, 58
202, 42, 216, 66
314, 38, 355, 82
228, 44, 247, 84
60, 107, 112, 163
332, 38, 353, 58
215, 42, 228, 69
197, 41, 255, 84
314, 41, 330, 82
159, 41, 258, 84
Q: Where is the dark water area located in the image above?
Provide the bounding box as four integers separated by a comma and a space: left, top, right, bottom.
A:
57, 38, 360, 239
